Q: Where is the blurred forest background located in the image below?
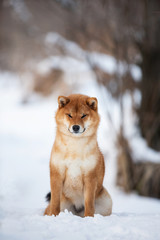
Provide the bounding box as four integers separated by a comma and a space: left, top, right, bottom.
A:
0, 0, 160, 198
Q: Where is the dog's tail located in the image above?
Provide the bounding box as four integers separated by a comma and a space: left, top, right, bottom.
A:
45, 192, 51, 202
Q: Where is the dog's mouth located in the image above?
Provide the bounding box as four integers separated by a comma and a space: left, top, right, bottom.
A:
68, 127, 86, 135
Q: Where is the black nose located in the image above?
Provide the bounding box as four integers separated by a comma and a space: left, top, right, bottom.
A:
72, 125, 80, 132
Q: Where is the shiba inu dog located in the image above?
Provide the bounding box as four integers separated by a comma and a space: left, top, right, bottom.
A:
44, 94, 112, 217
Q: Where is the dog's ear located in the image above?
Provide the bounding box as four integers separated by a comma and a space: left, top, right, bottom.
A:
86, 97, 98, 111
58, 96, 70, 108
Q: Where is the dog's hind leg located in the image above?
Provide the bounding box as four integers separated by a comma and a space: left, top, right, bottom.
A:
95, 187, 112, 216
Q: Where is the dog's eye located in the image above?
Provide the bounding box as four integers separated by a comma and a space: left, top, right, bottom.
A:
67, 114, 72, 118
81, 114, 87, 119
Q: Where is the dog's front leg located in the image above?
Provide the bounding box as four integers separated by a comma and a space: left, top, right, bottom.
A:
84, 175, 96, 217
49, 166, 62, 216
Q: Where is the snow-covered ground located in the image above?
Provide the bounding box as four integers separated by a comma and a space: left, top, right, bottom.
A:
0, 71, 160, 240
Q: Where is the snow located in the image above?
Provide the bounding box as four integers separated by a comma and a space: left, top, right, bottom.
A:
130, 137, 160, 163
130, 65, 142, 82
88, 52, 117, 74
1, 211, 160, 240
44, 32, 142, 81
6, 0, 32, 22
0, 71, 160, 240
121, 92, 160, 163
37, 56, 90, 75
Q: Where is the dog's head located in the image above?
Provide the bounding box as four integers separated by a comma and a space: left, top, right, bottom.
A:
55, 94, 100, 137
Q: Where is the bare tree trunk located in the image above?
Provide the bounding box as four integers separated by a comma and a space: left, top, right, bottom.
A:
138, 0, 160, 151
116, 132, 160, 199
139, 48, 160, 150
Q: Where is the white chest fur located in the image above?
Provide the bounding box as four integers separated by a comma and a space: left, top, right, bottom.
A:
52, 153, 97, 178
51, 136, 98, 178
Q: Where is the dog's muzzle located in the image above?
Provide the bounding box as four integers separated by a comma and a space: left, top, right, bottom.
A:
68, 125, 86, 134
